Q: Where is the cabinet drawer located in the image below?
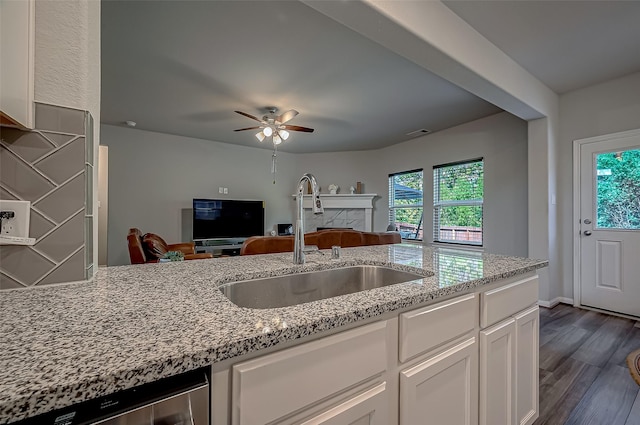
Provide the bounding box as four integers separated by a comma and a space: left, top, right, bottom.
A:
232, 321, 388, 425
300, 382, 388, 425
399, 294, 477, 362
481, 274, 538, 328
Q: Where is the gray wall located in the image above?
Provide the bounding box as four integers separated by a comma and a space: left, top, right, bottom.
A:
558, 71, 640, 300
296, 112, 529, 257
103, 111, 528, 265
102, 124, 300, 266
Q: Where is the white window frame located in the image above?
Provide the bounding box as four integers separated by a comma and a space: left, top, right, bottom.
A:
389, 169, 424, 241
433, 158, 484, 246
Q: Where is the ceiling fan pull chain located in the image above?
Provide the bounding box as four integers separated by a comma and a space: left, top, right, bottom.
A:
271, 148, 278, 184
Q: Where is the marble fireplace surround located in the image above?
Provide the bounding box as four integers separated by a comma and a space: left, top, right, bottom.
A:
298, 194, 378, 232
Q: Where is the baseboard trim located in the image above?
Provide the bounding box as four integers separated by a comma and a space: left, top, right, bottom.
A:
538, 297, 574, 308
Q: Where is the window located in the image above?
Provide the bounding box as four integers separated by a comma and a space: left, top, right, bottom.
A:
389, 169, 423, 240
433, 159, 483, 245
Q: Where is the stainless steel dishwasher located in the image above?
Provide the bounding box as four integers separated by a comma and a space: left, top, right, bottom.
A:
17, 368, 209, 425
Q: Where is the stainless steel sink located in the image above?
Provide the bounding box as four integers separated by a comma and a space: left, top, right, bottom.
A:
219, 265, 427, 309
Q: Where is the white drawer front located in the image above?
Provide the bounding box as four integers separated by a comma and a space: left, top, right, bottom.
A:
232, 321, 388, 425
399, 293, 477, 362
481, 275, 538, 328
300, 382, 388, 425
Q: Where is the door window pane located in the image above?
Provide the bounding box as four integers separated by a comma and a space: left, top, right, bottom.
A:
596, 148, 640, 229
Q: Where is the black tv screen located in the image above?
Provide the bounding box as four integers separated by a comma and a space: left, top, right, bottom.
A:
193, 199, 265, 240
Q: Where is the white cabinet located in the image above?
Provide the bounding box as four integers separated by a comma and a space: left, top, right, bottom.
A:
231, 321, 389, 425
300, 383, 388, 425
479, 274, 540, 425
0, 0, 34, 128
514, 306, 539, 425
480, 318, 516, 425
399, 293, 477, 362
400, 337, 478, 425
216, 272, 540, 425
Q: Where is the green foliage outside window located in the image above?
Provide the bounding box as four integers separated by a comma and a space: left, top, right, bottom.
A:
596, 149, 640, 229
392, 172, 423, 227
436, 161, 483, 228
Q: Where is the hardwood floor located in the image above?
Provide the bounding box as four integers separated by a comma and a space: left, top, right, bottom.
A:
535, 304, 640, 425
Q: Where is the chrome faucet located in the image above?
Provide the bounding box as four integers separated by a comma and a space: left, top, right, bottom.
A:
294, 173, 324, 264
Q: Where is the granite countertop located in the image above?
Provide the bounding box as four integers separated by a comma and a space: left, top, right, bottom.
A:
0, 244, 547, 423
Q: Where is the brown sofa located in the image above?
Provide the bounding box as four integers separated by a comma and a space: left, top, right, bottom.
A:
127, 228, 213, 264
240, 229, 401, 256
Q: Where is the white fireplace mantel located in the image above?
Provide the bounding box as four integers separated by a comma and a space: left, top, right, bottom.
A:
293, 194, 378, 231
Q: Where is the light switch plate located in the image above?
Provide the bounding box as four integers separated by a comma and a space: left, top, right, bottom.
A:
0, 200, 31, 238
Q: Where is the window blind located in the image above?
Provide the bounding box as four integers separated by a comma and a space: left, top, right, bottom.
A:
433, 159, 483, 245
388, 169, 424, 240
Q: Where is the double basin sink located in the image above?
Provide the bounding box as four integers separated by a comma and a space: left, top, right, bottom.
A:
219, 265, 428, 309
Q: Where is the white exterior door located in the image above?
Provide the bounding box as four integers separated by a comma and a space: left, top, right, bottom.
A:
579, 129, 640, 317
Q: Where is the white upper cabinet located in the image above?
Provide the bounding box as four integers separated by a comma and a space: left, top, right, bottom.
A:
0, 0, 35, 128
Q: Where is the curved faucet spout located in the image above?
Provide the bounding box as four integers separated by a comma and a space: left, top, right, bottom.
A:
294, 173, 324, 264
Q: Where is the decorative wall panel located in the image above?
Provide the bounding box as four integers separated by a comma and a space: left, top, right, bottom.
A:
0, 103, 91, 289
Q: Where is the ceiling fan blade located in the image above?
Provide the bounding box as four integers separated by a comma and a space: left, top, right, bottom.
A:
282, 124, 314, 133
234, 126, 262, 132
235, 110, 263, 123
276, 109, 299, 124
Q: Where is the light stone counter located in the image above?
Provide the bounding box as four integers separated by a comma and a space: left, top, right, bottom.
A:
0, 244, 547, 423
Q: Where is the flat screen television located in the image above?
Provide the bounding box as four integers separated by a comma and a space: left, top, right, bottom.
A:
193, 199, 264, 240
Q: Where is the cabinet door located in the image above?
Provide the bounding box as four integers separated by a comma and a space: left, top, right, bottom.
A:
232, 321, 388, 425
400, 337, 478, 425
299, 383, 388, 425
515, 306, 539, 425
0, 0, 34, 128
480, 318, 516, 425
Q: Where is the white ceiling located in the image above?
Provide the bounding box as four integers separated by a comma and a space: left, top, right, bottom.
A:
101, 1, 640, 153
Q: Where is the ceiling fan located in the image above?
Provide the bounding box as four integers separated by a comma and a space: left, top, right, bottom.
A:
234, 107, 314, 145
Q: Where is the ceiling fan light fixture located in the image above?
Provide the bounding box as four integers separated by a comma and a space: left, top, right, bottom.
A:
255, 132, 265, 142
263, 126, 273, 137
273, 134, 282, 145
279, 129, 290, 140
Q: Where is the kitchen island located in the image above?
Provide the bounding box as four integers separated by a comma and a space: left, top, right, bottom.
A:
0, 244, 547, 424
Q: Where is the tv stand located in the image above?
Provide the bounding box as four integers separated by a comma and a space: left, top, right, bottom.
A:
194, 238, 246, 256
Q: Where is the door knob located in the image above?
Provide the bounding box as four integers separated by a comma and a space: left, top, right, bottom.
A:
583, 230, 592, 236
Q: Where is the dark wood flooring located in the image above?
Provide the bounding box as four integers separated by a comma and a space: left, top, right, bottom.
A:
535, 304, 640, 425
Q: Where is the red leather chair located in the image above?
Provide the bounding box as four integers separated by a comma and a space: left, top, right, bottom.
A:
127, 228, 213, 264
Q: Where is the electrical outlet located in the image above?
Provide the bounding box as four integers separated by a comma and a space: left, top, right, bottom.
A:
0, 200, 30, 238
219, 187, 224, 194
223, 187, 228, 194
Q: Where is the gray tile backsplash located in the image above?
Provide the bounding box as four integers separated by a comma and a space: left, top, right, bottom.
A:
0, 103, 92, 288
34, 173, 85, 223
29, 210, 56, 240
0, 146, 56, 201
34, 103, 86, 135
0, 128, 56, 163
35, 211, 84, 263
35, 137, 85, 184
